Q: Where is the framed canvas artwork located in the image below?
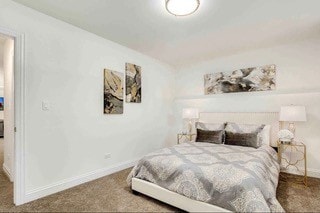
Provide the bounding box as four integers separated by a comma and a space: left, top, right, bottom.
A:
125, 63, 141, 103
0, 97, 3, 111
104, 69, 123, 114
204, 64, 276, 95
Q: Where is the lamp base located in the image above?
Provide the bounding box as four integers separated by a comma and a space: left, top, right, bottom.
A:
187, 120, 192, 134
288, 122, 295, 136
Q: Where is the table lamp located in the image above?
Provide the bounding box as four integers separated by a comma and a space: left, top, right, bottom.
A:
279, 105, 306, 137
182, 108, 199, 134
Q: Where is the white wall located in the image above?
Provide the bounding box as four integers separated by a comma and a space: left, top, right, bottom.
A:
174, 38, 320, 177
0, 0, 175, 197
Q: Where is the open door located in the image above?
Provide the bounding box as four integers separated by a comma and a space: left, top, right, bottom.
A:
3, 35, 15, 182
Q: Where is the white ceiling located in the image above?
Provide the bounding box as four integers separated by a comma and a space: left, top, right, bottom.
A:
13, 0, 320, 68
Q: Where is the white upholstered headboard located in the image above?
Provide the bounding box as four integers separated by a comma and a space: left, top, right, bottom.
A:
199, 112, 279, 146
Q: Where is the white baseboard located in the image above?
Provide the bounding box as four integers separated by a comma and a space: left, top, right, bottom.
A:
24, 158, 139, 204
281, 167, 320, 178
2, 163, 13, 182
308, 168, 320, 178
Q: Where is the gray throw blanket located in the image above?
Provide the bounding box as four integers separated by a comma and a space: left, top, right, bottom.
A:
127, 142, 284, 212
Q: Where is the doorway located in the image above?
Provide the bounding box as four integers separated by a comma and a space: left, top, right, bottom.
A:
0, 33, 15, 205
0, 26, 25, 206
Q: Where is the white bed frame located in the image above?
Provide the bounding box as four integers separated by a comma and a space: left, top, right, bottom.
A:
132, 178, 230, 212
132, 112, 279, 212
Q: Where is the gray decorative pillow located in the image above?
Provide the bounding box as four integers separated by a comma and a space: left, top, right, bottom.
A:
196, 129, 225, 144
196, 122, 225, 131
225, 131, 260, 148
225, 122, 265, 147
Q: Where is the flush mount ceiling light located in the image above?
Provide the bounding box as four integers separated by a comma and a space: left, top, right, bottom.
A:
165, 0, 200, 17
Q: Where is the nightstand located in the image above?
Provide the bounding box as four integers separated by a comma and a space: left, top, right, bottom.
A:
277, 141, 307, 186
177, 133, 196, 144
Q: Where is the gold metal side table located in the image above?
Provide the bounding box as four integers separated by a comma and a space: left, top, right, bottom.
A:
277, 141, 307, 186
177, 133, 196, 144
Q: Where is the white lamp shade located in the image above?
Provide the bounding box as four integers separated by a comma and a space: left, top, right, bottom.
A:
182, 108, 199, 119
279, 106, 307, 122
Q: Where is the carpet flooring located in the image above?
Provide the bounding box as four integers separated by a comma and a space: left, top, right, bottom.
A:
0, 140, 319, 212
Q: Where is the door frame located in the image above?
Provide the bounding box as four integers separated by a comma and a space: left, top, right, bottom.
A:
0, 26, 26, 205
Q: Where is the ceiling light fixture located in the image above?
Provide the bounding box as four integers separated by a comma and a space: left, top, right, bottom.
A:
165, 0, 200, 17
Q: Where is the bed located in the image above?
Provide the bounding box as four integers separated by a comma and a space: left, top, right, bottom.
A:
127, 112, 284, 212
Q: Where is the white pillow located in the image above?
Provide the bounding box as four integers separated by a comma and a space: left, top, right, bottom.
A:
260, 125, 271, 145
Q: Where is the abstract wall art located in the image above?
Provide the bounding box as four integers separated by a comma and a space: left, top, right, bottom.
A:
204, 64, 276, 95
104, 69, 123, 114
125, 63, 141, 103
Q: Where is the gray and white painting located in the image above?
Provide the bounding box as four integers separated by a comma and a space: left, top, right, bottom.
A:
104, 69, 123, 114
126, 63, 141, 103
204, 64, 276, 95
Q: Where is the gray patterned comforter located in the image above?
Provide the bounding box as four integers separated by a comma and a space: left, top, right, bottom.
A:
127, 142, 284, 212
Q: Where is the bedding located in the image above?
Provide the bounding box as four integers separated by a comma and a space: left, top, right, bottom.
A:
196, 129, 224, 144
127, 142, 283, 212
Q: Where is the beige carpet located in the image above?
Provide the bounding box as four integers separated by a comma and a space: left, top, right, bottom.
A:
0, 138, 15, 211
0, 140, 319, 212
